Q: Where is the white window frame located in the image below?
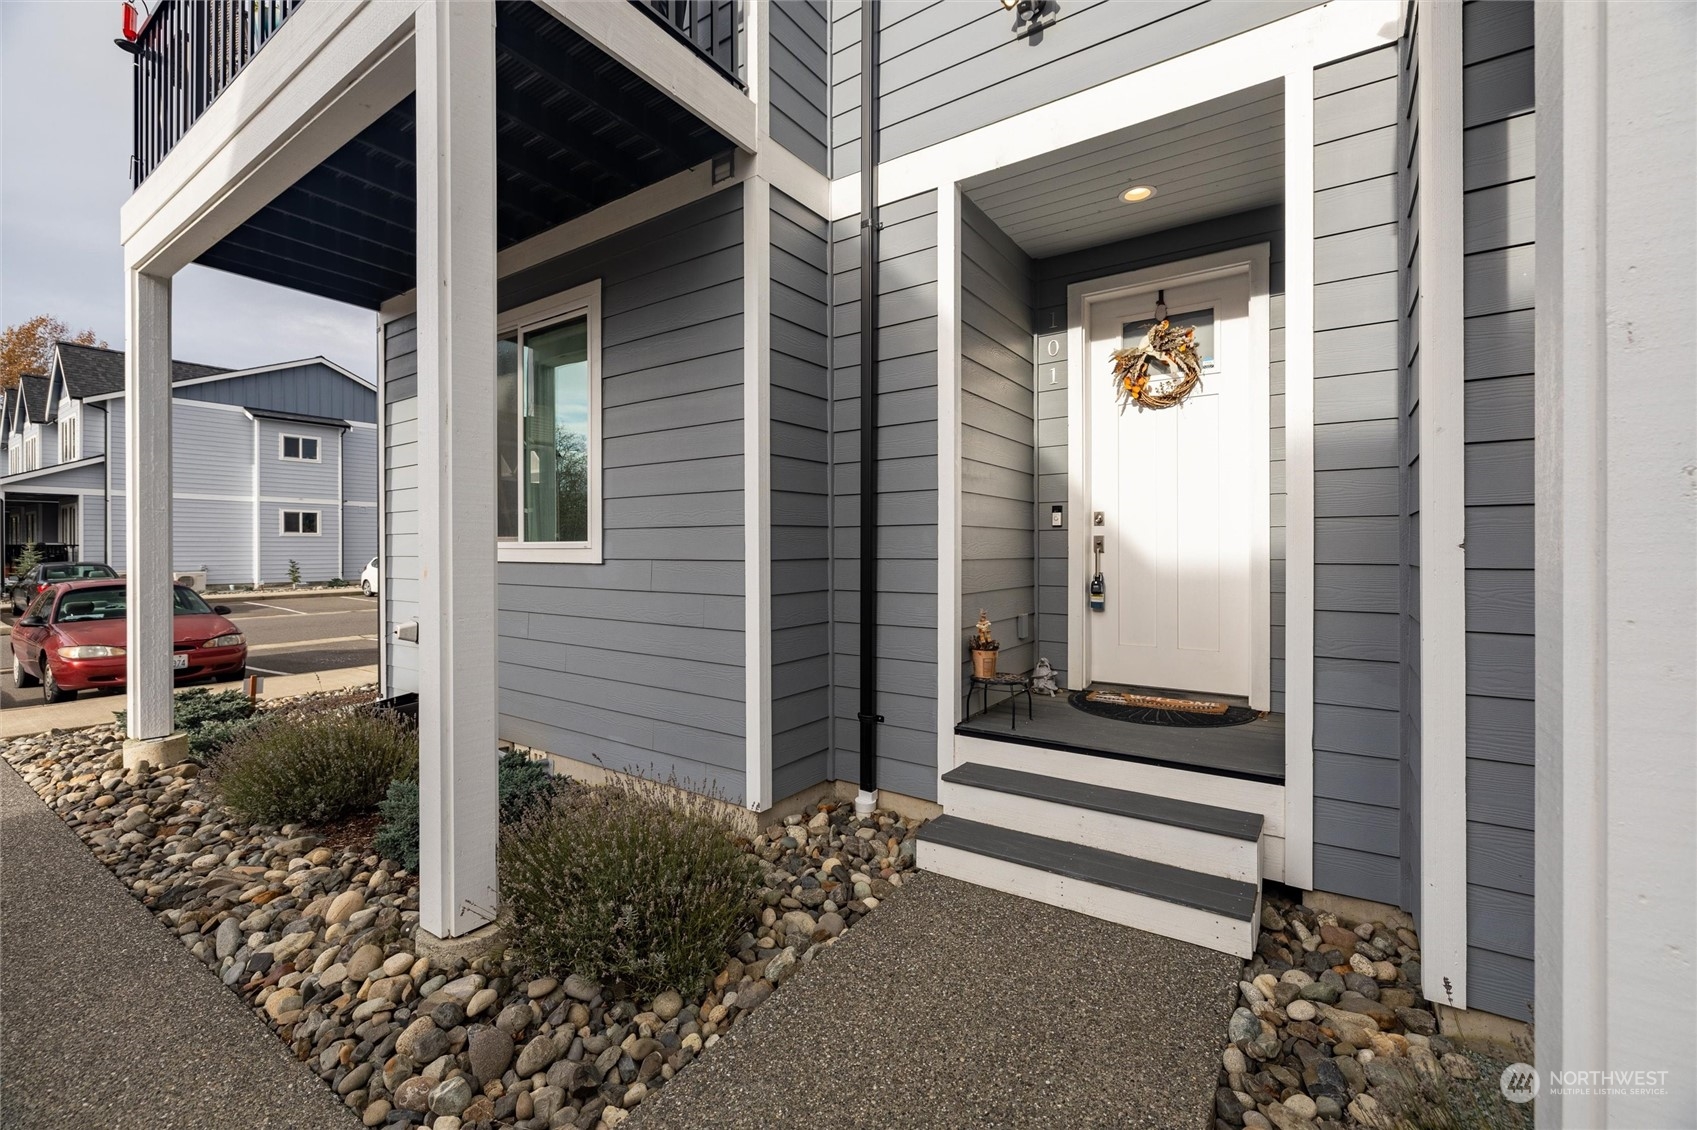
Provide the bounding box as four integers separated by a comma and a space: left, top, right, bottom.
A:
279, 509, 322, 536
495, 279, 603, 565
278, 433, 322, 462
58, 412, 78, 463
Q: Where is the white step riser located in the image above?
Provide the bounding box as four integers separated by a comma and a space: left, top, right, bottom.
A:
918, 839, 1258, 959
940, 781, 1262, 885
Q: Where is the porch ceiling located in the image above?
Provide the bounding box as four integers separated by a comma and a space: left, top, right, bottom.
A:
962, 82, 1285, 259
194, 0, 735, 310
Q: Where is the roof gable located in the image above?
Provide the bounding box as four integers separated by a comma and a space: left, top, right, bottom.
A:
55, 341, 230, 400
18, 374, 52, 425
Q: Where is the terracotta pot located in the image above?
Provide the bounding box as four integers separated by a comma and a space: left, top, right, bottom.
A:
971, 648, 998, 679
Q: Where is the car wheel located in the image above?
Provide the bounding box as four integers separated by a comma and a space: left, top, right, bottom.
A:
12, 651, 39, 689
361, 580, 373, 596
41, 659, 75, 704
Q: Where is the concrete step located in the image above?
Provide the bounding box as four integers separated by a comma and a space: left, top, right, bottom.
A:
940, 761, 1264, 883
917, 814, 1261, 957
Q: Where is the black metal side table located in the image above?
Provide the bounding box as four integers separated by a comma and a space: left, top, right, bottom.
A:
964, 672, 1034, 730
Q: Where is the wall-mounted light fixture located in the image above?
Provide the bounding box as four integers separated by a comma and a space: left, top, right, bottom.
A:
711, 151, 735, 184
1001, 0, 1054, 39
1120, 184, 1158, 203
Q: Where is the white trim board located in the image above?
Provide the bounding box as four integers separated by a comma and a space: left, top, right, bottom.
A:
934, 185, 965, 797
1280, 62, 1316, 892
742, 174, 774, 811
1062, 247, 1273, 709
843, 0, 1399, 214
1414, 0, 1469, 1013
534, 0, 756, 154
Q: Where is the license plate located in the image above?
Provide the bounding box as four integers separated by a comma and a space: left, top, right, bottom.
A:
172, 654, 188, 670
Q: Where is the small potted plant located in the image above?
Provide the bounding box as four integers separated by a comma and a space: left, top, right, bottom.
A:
971, 608, 999, 679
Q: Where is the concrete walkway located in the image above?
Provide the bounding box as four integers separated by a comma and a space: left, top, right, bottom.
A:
0, 758, 361, 1130
631, 871, 1241, 1130
0, 664, 378, 739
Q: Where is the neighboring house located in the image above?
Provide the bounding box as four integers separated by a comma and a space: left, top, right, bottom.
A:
113, 2, 1694, 1121
0, 342, 377, 586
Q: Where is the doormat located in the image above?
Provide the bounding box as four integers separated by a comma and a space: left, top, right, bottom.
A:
1069, 689, 1261, 727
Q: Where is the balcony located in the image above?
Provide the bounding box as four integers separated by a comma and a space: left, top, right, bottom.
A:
130, 0, 743, 189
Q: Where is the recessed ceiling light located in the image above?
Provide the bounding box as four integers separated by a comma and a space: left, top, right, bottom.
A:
1121, 185, 1157, 203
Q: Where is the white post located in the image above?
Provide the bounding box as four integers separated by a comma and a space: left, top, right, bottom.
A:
415, 0, 500, 941
123, 268, 184, 767
1536, 3, 1697, 1126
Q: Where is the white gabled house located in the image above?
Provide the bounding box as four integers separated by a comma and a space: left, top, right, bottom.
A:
0, 342, 377, 587
114, 2, 1694, 1124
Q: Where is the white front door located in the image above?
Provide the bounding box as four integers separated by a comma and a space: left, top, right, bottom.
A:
1087, 274, 1253, 695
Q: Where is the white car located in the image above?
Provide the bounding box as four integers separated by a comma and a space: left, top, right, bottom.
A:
360, 557, 380, 597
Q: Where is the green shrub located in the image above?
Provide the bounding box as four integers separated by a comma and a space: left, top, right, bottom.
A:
188, 715, 265, 759
374, 750, 565, 874
287, 560, 303, 585
499, 774, 760, 997
210, 710, 417, 825
326, 577, 349, 588
375, 776, 422, 872
115, 688, 256, 761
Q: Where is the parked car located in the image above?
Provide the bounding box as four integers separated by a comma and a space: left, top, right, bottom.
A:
360, 557, 380, 597
9, 580, 246, 703
8, 561, 119, 616
3, 543, 74, 587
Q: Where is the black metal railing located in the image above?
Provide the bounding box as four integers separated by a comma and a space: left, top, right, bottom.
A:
635, 0, 742, 87
131, 0, 303, 187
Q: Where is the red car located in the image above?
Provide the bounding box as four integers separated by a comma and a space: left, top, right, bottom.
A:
9, 580, 247, 703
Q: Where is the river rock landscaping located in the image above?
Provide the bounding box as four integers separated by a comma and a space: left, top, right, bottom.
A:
1214, 893, 1532, 1130
0, 702, 921, 1130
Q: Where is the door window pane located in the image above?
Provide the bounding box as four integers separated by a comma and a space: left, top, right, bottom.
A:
520, 316, 590, 544
496, 335, 520, 539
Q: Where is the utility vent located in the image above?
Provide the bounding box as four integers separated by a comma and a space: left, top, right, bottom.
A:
174, 570, 208, 592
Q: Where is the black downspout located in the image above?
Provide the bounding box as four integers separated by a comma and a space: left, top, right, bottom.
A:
856, 0, 882, 800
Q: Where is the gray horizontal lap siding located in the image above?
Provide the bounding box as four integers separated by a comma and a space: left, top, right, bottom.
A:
79, 495, 107, 563
382, 319, 420, 695
497, 187, 747, 802
175, 362, 377, 423
960, 197, 1035, 688
1310, 45, 1404, 907
831, 190, 939, 802
831, 0, 1323, 175
770, 189, 834, 801
1029, 207, 1286, 694
771, 1, 831, 174
177, 498, 254, 586
261, 502, 340, 584
1459, 0, 1534, 1023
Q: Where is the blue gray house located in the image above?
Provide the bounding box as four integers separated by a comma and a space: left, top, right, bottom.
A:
1, 342, 377, 587
110, 1, 1695, 1117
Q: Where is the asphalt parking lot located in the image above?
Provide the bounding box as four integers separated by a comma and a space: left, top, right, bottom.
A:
2, 593, 379, 712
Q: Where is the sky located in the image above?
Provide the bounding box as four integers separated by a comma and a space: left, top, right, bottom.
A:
0, 2, 377, 379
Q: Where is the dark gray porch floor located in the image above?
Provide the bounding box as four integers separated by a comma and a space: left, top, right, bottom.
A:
959, 689, 1285, 782
628, 871, 1240, 1130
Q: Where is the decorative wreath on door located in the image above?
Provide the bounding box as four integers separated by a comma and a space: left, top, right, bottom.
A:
1110, 319, 1203, 411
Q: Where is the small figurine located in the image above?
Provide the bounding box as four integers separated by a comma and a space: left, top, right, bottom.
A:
1031, 657, 1059, 696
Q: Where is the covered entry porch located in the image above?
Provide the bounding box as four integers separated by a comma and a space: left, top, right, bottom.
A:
118, 0, 755, 945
